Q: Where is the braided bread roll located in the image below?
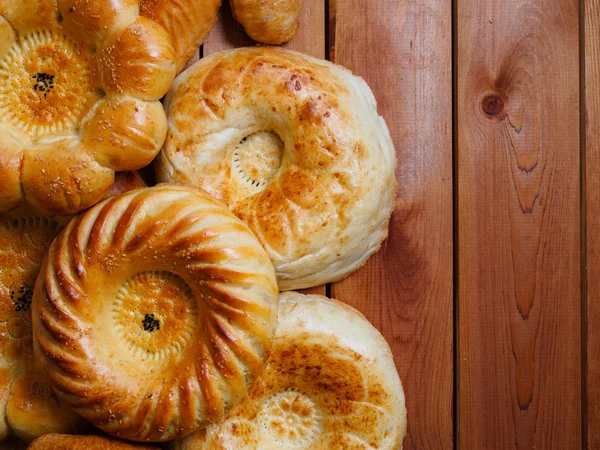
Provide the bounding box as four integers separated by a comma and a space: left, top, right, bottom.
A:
31, 184, 279, 442
230, 0, 303, 44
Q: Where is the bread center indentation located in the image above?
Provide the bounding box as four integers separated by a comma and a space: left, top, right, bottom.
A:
232, 131, 284, 188
0, 30, 100, 141
258, 389, 322, 448
113, 271, 198, 360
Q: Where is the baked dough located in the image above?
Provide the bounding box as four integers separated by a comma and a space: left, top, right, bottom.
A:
0, 173, 146, 443
32, 184, 279, 442
230, 0, 303, 44
171, 292, 407, 449
140, 0, 221, 73
28, 434, 158, 450
0, 0, 175, 215
156, 47, 397, 290
0, 214, 86, 443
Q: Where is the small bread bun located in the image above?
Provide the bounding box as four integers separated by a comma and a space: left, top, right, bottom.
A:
230, 0, 303, 44
172, 292, 406, 450
0, 1, 175, 215
32, 184, 279, 442
28, 434, 158, 450
156, 47, 397, 290
140, 0, 221, 73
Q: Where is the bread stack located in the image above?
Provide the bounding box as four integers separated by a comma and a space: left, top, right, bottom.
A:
0, 1, 406, 449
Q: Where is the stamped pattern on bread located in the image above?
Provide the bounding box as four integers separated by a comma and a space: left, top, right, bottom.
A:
172, 292, 406, 449
157, 47, 397, 290
0, 1, 175, 215
32, 185, 279, 442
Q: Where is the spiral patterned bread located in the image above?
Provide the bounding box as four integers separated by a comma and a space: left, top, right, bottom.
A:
0, 0, 175, 215
0, 173, 146, 443
139, 0, 221, 73
172, 292, 407, 450
31, 184, 279, 442
230, 0, 303, 44
156, 47, 397, 290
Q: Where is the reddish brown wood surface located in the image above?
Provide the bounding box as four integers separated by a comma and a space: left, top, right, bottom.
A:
587, 0, 600, 447
457, 0, 581, 448
329, 1, 454, 449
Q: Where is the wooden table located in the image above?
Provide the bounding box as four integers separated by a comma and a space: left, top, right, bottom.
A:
5, 1, 594, 449
203, 1, 596, 449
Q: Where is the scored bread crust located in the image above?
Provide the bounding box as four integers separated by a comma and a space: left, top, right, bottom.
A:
230, 0, 303, 44
31, 184, 279, 442
156, 47, 397, 290
172, 292, 407, 450
140, 0, 221, 73
28, 434, 159, 450
0, 0, 175, 216
0, 173, 146, 443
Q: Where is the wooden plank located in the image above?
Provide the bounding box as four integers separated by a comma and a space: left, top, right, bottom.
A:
457, 0, 581, 448
329, 1, 453, 449
586, 0, 600, 447
203, 1, 327, 298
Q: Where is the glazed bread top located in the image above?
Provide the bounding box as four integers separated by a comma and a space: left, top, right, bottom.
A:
139, 0, 221, 73
31, 184, 279, 442
0, 0, 175, 215
230, 0, 303, 44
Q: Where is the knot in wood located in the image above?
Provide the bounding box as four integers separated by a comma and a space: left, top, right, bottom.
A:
482, 94, 504, 116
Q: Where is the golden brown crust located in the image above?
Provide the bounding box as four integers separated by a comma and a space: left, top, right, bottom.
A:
230, 0, 302, 44
0, 214, 89, 443
172, 292, 407, 450
32, 184, 279, 442
0, 1, 175, 216
0, 175, 148, 444
140, 0, 221, 73
28, 434, 159, 450
156, 47, 397, 290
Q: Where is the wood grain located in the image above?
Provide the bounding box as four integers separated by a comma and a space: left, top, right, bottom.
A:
586, 0, 600, 447
329, 1, 454, 449
457, 0, 581, 448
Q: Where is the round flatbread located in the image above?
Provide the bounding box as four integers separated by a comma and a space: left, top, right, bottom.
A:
172, 292, 406, 449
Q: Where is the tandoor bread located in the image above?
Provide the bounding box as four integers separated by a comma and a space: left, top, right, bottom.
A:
31, 184, 279, 442
0, 213, 85, 443
0, 173, 146, 443
172, 292, 407, 450
28, 434, 158, 450
140, 0, 221, 73
156, 47, 397, 290
0, 0, 175, 215
230, 0, 303, 44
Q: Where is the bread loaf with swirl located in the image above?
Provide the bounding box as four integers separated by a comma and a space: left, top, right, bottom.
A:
31, 184, 279, 442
